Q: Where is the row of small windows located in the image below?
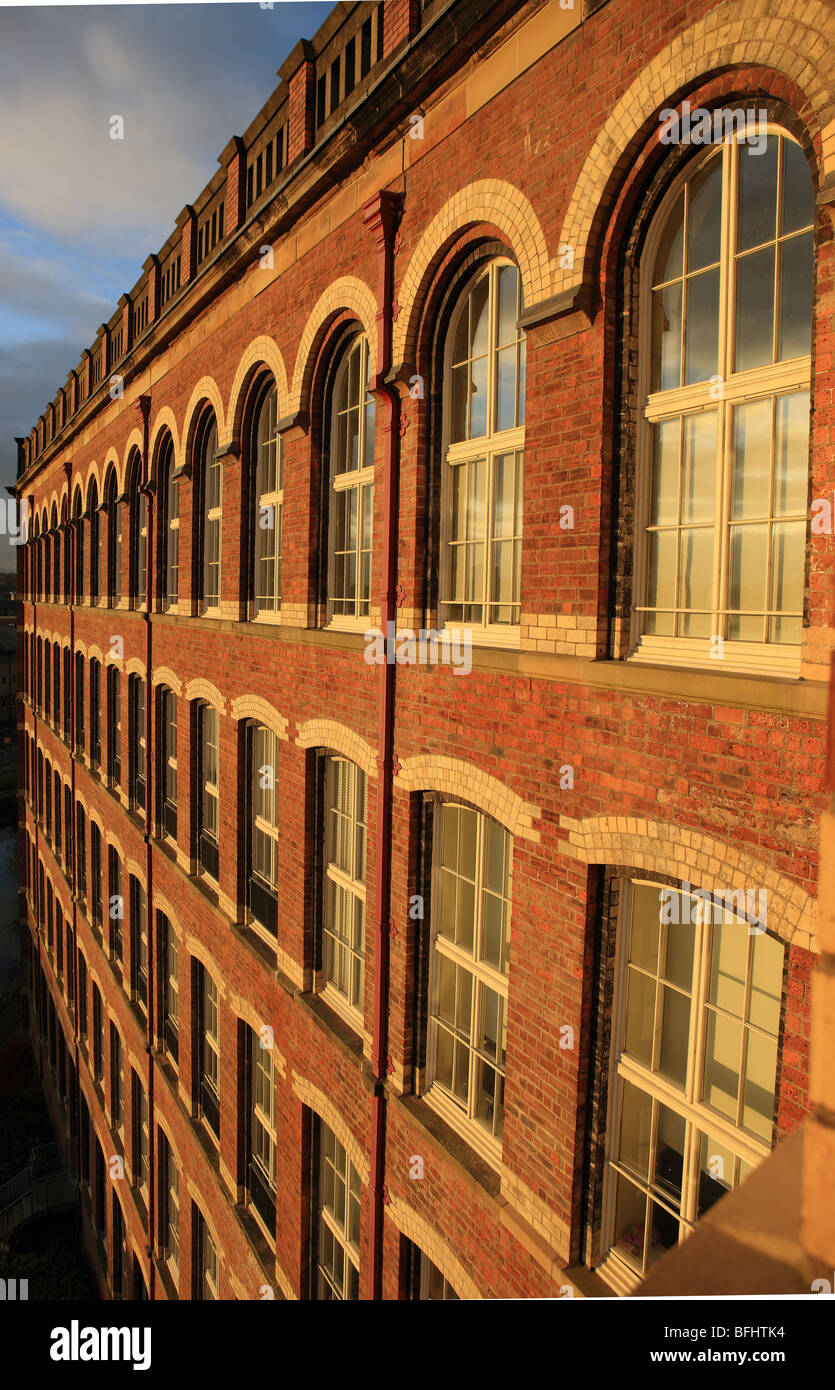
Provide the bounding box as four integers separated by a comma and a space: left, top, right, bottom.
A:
29, 927, 453, 1299
27, 804, 784, 1294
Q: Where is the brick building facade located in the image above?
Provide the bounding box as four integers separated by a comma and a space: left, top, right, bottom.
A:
12, 0, 835, 1299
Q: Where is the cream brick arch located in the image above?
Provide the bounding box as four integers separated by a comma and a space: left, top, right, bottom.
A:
392, 180, 551, 369
81, 463, 102, 511
73, 638, 87, 658
86, 643, 105, 665
151, 891, 183, 939
387, 1196, 481, 1299
185, 678, 226, 715
288, 277, 378, 416
557, 814, 815, 951
149, 407, 182, 480
230, 694, 289, 742
122, 429, 145, 479
152, 665, 182, 696
226, 336, 290, 449
183, 376, 226, 454
101, 446, 122, 493
291, 1073, 370, 1183
554, 0, 835, 303
295, 718, 377, 779
396, 754, 541, 843
125, 858, 147, 890
182, 932, 227, 999
125, 657, 146, 678
105, 828, 126, 863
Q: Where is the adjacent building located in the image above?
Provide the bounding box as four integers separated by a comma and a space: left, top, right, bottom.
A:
13, 0, 834, 1299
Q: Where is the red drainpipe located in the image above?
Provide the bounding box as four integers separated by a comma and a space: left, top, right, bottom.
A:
136, 392, 156, 1301
363, 188, 402, 1301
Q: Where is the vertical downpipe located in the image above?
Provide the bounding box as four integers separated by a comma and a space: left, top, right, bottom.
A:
363, 189, 402, 1301
136, 394, 156, 1299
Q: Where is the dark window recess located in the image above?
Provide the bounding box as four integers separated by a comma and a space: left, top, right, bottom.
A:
200, 832, 219, 882
164, 1014, 178, 1065
199, 1076, 220, 1138
247, 1158, 275, 1229
316, 74, 327, 129
248, 875, 277, 937
344, 38, 356, 95
361, 18, 372, 76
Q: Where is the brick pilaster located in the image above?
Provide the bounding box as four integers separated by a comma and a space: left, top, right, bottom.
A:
279, 39, 315, 164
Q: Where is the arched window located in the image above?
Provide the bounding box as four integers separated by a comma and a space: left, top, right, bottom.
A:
601, 880, 784, 1289
320, 753, 367, 1024
327, 335, 374, 622
72, 490, 84, 602
634, 129, 813, 673
250, 382, 283, 617
196, 415, 221, 615
197, 702, 219, 879
105, 469, 122, 605
159, 687, 177, 839
61, 497, 70, 604
440, 260, 525, 633
50, 505, 59, 601
128, 449, 147, 607
89, 482, 100, 603
245, 722, 278, 937
424, 800, 512, 1164
43, 517, 51, 601
158, 436, 178, 611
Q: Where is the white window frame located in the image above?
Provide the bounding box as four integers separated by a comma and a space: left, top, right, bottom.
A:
321, 756, 367, 1029
198, 703, 219, 882
315, 1120, 361, 1300
598, 878, 784, 1294
326, 335, 375, 629
439, 258, 525, 648
199, 420, 222, 616
161, 688, 177, 840
247, 723, 279, 941
424, 802, 512, 1170
160, 1133, 179, 1278
631, 128, 813, 677
251, 384, 284, 620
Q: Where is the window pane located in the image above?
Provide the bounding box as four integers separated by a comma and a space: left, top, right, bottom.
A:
681, 412, 716, 523
658, 986, 690, 1086
683, 268, 719, 384
649, 420, 679, 527
742, 1032, 778, 1140
737, 137, 779, 252
624, 967, 655, 1066
618, 1079, 652, 1181
774, 391, 809, 516
708, 921, 747, 1016
653, 1104, 685, 1204
654, 190, 684, 286
630, 884, 662, 973
651, 283, 682, 391
778, 232, 813, 361
727, 524, 768, 640
703, 1011, 742, 1120
749, 930, 783, 1033
731, 399, 772, 520
735, 246, 775, 372
686, 156, 722, 272
781, 139, 813, 236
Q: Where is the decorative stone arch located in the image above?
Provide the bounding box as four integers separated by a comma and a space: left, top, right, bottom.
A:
231, 694, 289, 742
73, 787, 90, 817
73, 638, 87, 658
396, 754, 541, 843
557, 814, 815, 952
226, 336, 290, 450
148, 407, 182, 481
101, 446, 122, 493
553, 0, 835, 303
386, 1196, 481, 1299
86, 643, 105, 665
185, 678, 226, 715
104, 644, 124, 668
125, 858, 147, 891
81, 463, 102, 512
392, 180, 551, 370
182, 932, 227, 1000
87, 806, 106, 843
125, 657, 147, 679
291, 1073, 370, 1184
56, 481, 69, 515
185, 1182, 222, 1256
104, 828, 126, 862
183, 376, 226, 455
151, 891, 183, 941
295, 718, 377, 779
122, 429, 145, 480
47, 492, 60, 524
152, 666, 183, 697
288, 277, 378, 416
155, 1109, 184, 1167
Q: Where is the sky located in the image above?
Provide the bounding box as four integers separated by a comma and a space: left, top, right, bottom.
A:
0, 0, 332, 564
